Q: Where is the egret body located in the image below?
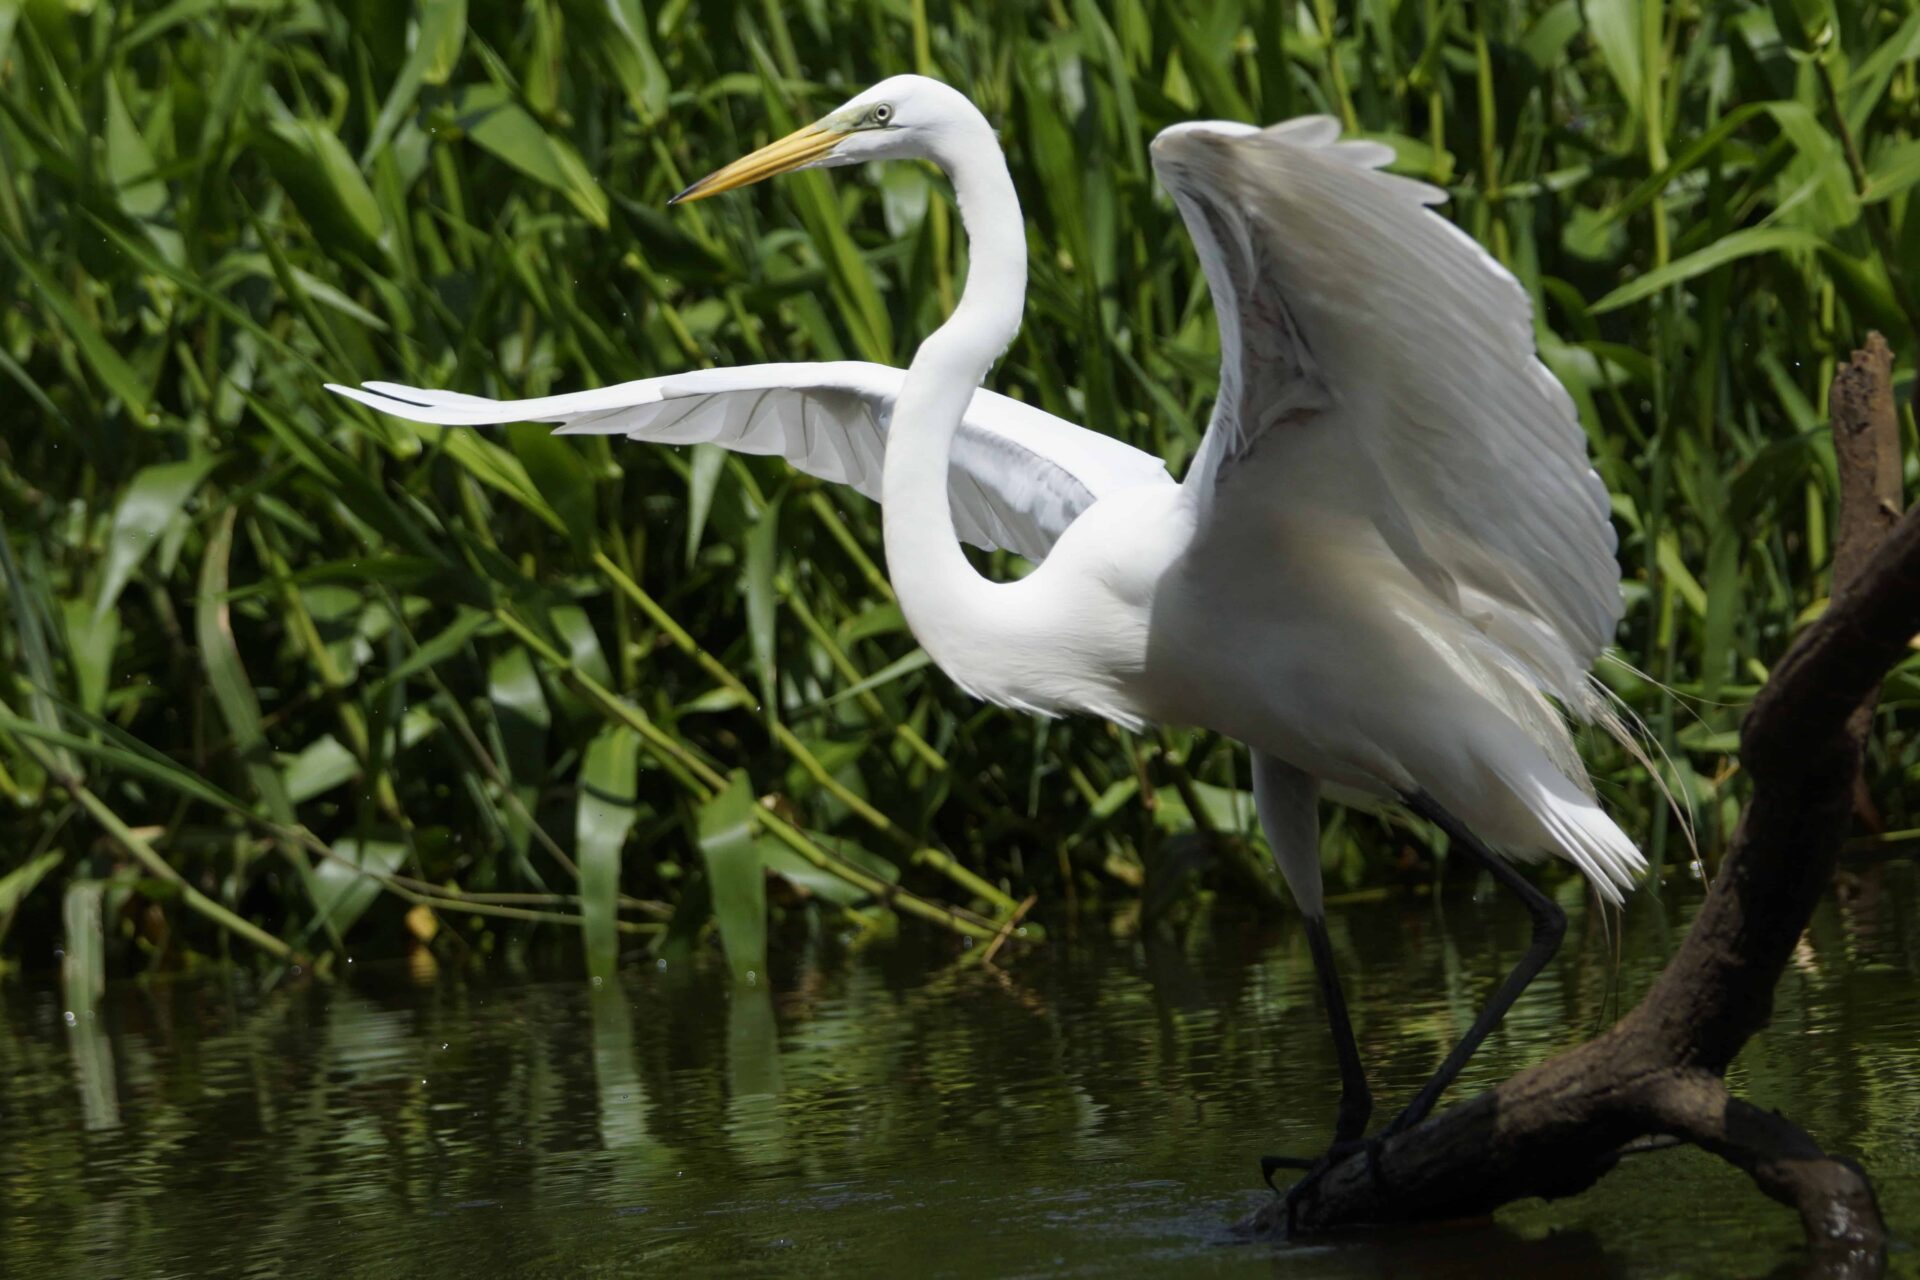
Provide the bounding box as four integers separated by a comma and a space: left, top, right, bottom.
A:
334, 75, 1644, 1199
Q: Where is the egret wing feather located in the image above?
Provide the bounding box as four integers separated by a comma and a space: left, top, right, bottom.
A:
330, 362, 1173, 563
1149, 119, 1622, 708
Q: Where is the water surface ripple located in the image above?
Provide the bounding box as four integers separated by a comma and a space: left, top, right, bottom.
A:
3, 866, 1915, 1277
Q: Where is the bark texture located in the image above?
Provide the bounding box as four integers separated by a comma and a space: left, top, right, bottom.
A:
1245, 336, 1911, 1277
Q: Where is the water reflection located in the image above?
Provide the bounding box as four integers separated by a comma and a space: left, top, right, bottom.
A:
725, 980, 785, 1164
0, 864, 1913, 1277
589, 979, 654, 1158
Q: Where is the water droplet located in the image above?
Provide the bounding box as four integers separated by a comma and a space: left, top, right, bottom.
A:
63, 1011, 76, 1026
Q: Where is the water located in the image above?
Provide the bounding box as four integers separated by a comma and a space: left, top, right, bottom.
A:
3, 865, 1916, 1278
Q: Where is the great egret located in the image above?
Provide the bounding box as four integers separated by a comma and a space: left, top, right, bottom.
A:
332, 75, 1642, 1202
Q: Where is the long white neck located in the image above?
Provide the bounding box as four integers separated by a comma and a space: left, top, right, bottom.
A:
881, 107, 1028, 672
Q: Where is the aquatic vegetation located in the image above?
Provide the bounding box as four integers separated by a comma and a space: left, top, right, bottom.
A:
1, 0, 1917, 977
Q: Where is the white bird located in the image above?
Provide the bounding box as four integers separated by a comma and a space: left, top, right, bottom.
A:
331, 75, 1643, 1202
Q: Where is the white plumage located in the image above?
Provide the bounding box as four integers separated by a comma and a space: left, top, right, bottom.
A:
1140, 118, 1641, 900
333, 75, 1647, 1167
331, 362, 1172, 563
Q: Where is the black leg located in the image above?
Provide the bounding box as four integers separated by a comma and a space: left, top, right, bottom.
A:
1384, 791, 1568, 1137
1304, 914, 1372, 1144
1258, 913, 1372, 1192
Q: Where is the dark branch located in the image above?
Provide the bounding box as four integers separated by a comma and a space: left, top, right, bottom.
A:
1641, 1075, 1885, 1278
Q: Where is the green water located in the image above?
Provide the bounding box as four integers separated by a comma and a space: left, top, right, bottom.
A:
3, 867, 1916, 1278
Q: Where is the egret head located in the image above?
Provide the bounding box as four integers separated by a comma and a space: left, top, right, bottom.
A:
671, 75, 974, 204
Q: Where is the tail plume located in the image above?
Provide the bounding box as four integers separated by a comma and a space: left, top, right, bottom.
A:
1528, 775, 1647, 904
1579, 662, 1703, 885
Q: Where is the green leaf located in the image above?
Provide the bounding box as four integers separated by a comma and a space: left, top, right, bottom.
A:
1766, 0, 1832, 53
373, 607, 496, 696
578, 723, 640, 979
284, 735, 357, 805
1591, 227, 1832, 313
1863, 138, 1920, 205
1520, 0, 1583, 71
489, 645, 549, 856
446, 84, 609, 228
1656, 531, 1709, 618
1162, 6, 1251, 119
550, 605, 613, 688
96, 457, 217, 618
283, 708, 436, 804
216, 254, 390, 331
250, 394, 444, 559
254, 117, 386, 258
61, 877, 117, 1127
440, 430, 568, 534
1848, 7, 1920, 135
1700, 529, 1741, 702
685, 443, 726, 566
1600, 102, 1771, 228
1762, 102, 1855, 232
312, 836, 407, 937
507, 421, 597, 554
60, 598, 118, 718
120, 0, 285, 52
759, 833, 894, 908
745, 496, 781, 714
364, 0, 467, 161
1585, 0, 1643, 122
806, 648, 932, 712
598, 0, 670, 124
62, 880, 106, 1013
698, 770, 766, 983
0, 702, 265, 821
0, 241, 152, 422
103, 72, 166, 220
418, 0, 467, 83
0, 851, 62, 917
1150, 781, 1258, 834
195, 509, 297, 825
842, 600, 906, 643
0, 514, 73, 776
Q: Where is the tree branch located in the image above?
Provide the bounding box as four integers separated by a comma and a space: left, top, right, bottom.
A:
1827, 335, 1903, 829
1640, 1074, 1884, 1275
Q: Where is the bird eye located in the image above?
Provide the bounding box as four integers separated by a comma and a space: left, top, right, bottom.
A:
872, 104, 893, 125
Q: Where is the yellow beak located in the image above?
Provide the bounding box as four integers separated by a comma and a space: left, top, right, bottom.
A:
670, 123, 847, 205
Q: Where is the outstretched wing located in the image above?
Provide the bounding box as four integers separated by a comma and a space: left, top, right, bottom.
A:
330, 361, 1173, 563
1149, 117, 1621, 705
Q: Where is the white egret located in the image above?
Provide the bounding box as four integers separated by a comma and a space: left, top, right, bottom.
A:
331, 75, 1643, 1203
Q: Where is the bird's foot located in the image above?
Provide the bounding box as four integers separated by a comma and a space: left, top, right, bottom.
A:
1261, 1135, 1388, 1236
1372, 1098, 1426, 1144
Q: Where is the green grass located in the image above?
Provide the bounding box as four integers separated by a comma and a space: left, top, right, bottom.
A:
2, 0, 1918, 982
